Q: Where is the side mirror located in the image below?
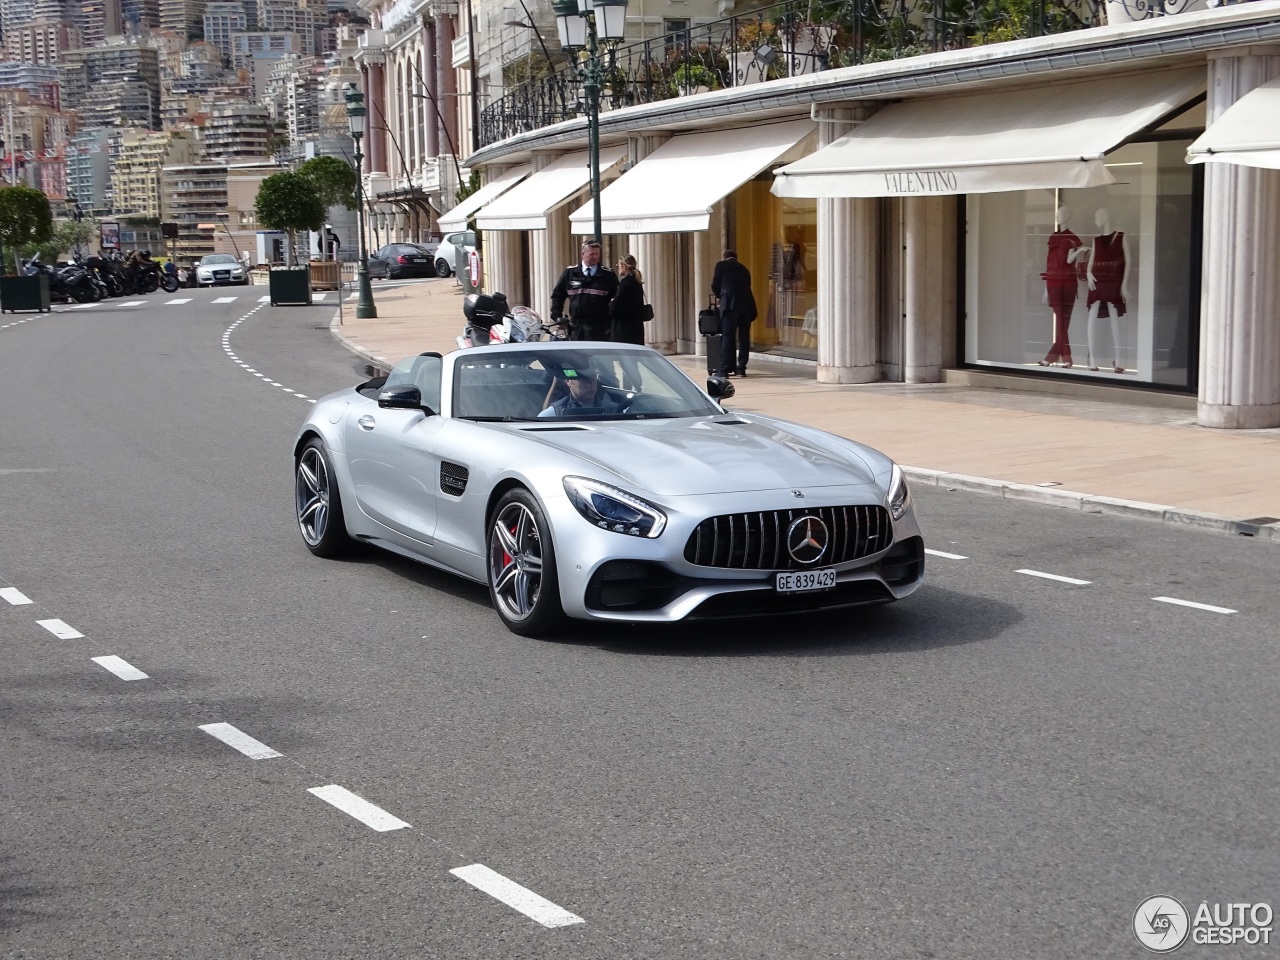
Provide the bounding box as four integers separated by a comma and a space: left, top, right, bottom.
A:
378, 384, 433, 413
706, 376, 736, 401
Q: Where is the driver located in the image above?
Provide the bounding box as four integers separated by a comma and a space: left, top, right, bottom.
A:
539, 362, 622, 418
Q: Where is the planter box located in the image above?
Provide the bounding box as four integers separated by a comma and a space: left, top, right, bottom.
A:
1, 274, 51, 313
269, 266, 312, 306
308, 260, 341, 290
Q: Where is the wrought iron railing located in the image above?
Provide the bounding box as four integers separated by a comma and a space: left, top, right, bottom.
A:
480, 0, 1105, 147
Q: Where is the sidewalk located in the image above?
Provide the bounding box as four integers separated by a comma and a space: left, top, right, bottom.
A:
329, 278, 1280, 542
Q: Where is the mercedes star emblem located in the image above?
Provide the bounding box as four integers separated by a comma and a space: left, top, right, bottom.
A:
786, 515, 829, 565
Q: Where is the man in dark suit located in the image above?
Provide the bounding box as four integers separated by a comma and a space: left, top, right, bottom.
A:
550, 241, 618, 341
711, 249, 758, 377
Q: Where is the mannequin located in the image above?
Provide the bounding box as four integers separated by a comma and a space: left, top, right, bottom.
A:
1038, 206, 1087, 368
1085, 207, 1130, 374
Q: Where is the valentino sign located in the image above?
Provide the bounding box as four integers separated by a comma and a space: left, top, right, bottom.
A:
881, 170, 960, 194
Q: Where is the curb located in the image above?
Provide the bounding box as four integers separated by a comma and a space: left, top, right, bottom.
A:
903, 467, 1280, 543
327, 316, 1278, 546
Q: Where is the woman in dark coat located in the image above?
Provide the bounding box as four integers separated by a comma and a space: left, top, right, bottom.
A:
608, 255, 647, 346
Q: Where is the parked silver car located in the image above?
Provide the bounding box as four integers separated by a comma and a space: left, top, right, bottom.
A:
293, 342, 924, 636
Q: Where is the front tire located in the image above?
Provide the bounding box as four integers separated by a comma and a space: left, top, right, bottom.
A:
487, 489, 564, 637
295, 438, 353, 557
435, 258, 452, 278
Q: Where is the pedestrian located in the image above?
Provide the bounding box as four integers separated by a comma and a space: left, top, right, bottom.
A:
608, 254, 646, 345
711, 249, 758, 377
550, 241, 617, 341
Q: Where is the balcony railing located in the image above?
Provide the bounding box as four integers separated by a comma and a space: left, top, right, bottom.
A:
481, 0, 1127, 147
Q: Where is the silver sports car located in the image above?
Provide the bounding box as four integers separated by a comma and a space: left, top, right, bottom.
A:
293, 342, 924, 636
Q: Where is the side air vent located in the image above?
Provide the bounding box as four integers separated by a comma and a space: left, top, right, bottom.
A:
440, 461, 469, 497
518, 425, 591, 432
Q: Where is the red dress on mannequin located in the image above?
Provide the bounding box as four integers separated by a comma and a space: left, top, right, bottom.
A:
1041, 229, 1082, 366
1086, 231, 1127, 317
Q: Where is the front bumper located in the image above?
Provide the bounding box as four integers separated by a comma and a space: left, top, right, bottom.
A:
543, 489, 926, 623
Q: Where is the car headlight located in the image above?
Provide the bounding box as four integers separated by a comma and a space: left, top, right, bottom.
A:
563, 476, 666, 538
888, 463, 910, 520
231, 267, 243, 274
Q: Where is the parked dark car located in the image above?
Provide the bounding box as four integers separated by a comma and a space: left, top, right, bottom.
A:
367, 243, 438, 279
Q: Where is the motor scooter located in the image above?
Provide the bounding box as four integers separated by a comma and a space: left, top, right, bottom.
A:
457, 292, 567, 349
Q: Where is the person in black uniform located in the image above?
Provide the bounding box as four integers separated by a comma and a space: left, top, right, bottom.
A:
550, 241, 618, 341
711, 249, 758, 377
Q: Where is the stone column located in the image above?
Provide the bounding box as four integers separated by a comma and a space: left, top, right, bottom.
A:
422, 19, 440, 158
366, 60, 388, 174
902, 195, 956, 383
485, 225, 524, 304
529, 153, 570, 319
689, 204, 719, 355
436, 16, 459, 157
1198, 50, 1280, 429
816, 105, 879, 384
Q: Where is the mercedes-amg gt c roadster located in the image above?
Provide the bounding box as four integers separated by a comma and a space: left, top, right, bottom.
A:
293, 342, 924, 636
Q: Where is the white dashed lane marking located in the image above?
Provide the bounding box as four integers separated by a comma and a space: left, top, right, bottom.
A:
121, 300, 148, 306
37, 618, 84, 639
1, 587, 32, 605
200, 722, 283, 759
312, 293, 327, 300
223, 308, 316, 403
307, 785, 410, 831
212, 297, 238, 303
92, 655, 149, 681
1153, 596, 1237, 615
69, 302, 99, 309
450, 864, 585, 928
1016, 569, 1091, 586
257, 295, 271, 302
925, 549, 967, 560
165, 298, 193, 304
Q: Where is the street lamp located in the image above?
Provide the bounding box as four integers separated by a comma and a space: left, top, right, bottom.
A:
552, 0, 629, 247
344, 82, 377, 320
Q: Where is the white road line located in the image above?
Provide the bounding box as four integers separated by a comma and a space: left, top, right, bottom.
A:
450, 864, 585, 928
212, 296, 237, 303
37, 618, 84, 639
1153, 596, 1237, 615
1016, 569, 1091, 585
307, 785, 410, 831
165, 298, 193, 304
69, 302, 99, 309
92, 655, 148, 681
925, 549, 967, 560
199, 722, 283, 759
312, 292, 327, 300
1, 587, 32, 604
258, 295, 271, 302
121, 300, 148, 306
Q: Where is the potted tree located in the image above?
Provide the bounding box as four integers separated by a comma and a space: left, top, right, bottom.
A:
254, 171, 325, 306
297, 156, 357, 291
0, 185, 54, 313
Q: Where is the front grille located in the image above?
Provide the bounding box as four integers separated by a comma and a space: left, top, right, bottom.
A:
439, 461, 468, 497
684, 505, 891, 570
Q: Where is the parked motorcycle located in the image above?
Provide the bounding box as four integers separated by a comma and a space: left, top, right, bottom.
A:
84, 254, 124, 297
23, 253, 97, 303
457, 292, 566, 349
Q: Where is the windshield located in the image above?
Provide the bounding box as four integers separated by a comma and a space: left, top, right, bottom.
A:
201, 255, 238, 265
452, 348, 722, 421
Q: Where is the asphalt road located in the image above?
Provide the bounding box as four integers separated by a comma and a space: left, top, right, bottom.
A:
1, 289, 1275, 959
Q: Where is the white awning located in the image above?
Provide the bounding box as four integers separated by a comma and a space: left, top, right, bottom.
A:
1187, 76, 1280, 171
474, 147, 628, 231
772, 69, 1205, 199
568, 119, 814, 234
436, 165, 530, 233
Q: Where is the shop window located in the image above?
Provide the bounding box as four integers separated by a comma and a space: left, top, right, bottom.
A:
966, 138, 1197, 388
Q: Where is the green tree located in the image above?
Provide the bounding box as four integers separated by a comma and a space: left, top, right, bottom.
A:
254, 171, 325, 266
0, 185, 53, 274
298, 155, 357, 211
52, 217, 101, 259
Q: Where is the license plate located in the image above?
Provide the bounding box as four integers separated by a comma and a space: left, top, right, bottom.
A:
411, 257, 426, 262
775, 568, 836, 593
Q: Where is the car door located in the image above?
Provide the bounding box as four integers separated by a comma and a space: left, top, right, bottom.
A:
343, 356, 445, 546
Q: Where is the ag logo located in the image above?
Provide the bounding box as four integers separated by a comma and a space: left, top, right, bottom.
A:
1134, 896, 1190, 953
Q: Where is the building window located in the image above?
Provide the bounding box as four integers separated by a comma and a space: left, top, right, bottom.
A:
966, 137, 1198, 388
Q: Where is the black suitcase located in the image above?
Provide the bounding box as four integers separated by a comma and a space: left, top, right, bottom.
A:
705, 334, 723, 375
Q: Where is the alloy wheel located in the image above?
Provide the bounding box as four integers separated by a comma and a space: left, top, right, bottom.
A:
489, 502, 543, 621
295, 446, 330, 546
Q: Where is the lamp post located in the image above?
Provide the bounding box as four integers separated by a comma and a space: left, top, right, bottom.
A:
344, 82, 377, 320
552, 0, 629, 248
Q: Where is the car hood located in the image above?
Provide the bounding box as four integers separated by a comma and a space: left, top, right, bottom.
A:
513, 415, 879, 496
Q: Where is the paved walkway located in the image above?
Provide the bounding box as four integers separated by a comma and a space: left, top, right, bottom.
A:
328, 278, 1280, 542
